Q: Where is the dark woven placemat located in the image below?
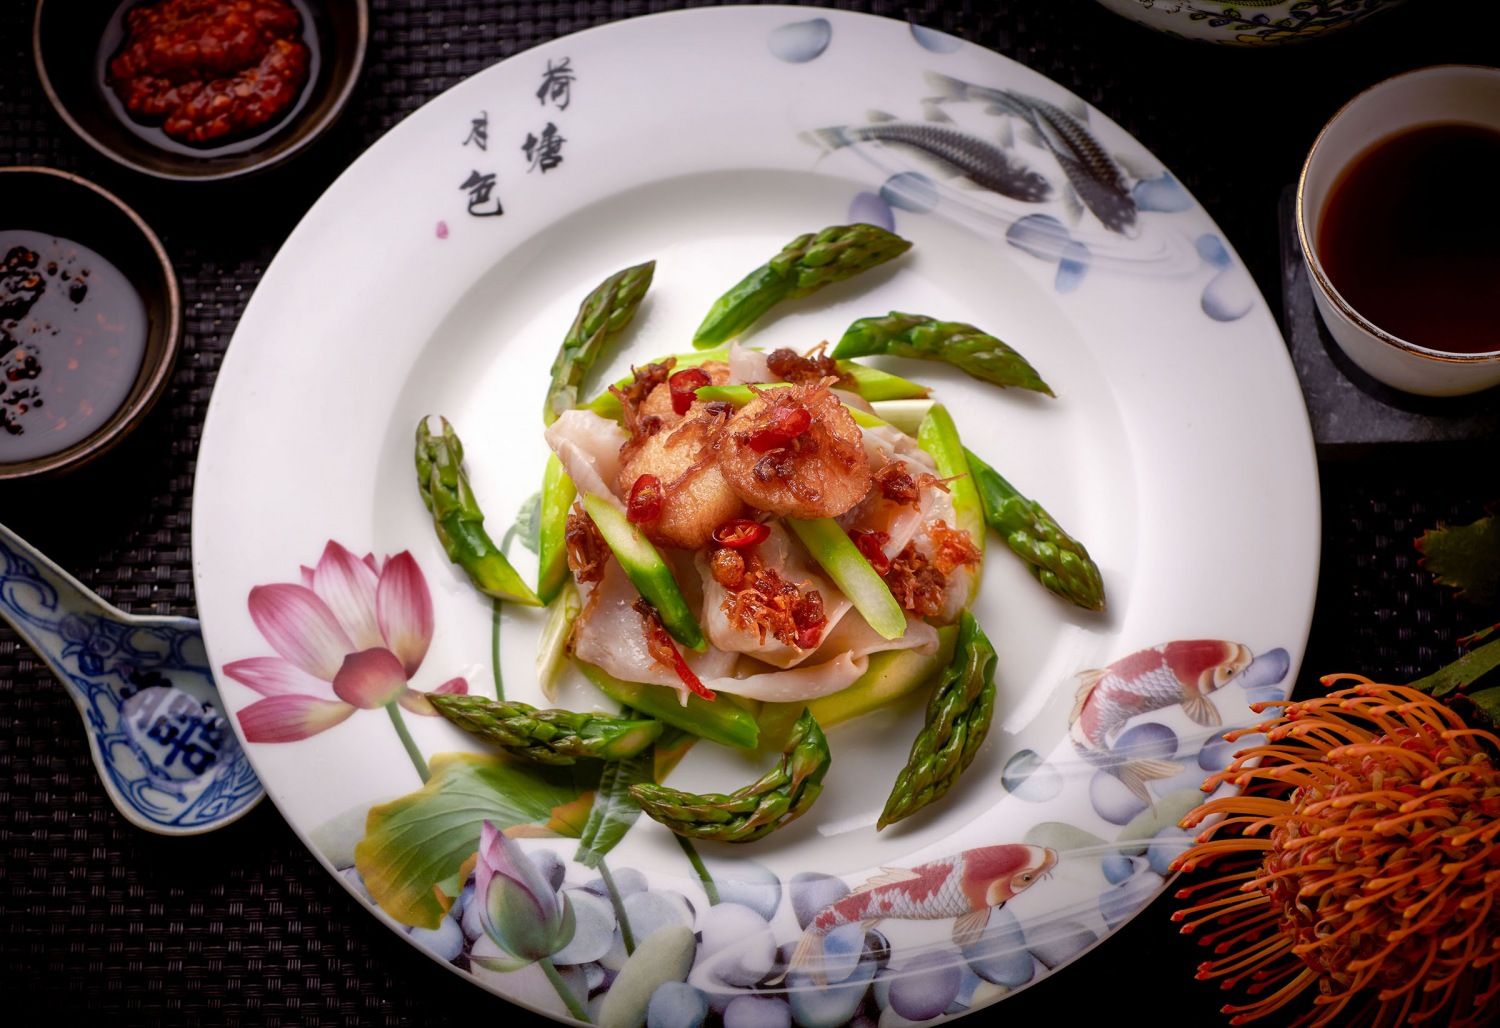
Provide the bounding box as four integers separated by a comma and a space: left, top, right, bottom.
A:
3, 1, 1498, 1025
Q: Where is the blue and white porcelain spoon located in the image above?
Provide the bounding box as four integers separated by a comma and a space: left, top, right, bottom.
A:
0, 520, 263, 834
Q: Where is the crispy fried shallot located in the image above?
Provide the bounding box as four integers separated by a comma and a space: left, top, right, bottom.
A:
565, 503, 610, 583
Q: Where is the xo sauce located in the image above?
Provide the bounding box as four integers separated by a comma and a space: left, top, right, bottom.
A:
0, 231, 147, 464
1316, 122, 1500, 356
102, 0, 318, 153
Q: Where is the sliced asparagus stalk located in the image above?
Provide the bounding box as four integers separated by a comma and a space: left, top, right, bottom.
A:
580, 493, 705, 652
536, 453, 577, 605
756, 625, 958, 750
916, 405, 986, 554
785, 517, 906, 641
574, 658, 758, 750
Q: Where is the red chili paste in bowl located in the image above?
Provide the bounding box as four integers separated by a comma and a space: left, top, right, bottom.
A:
106, 0, 311, 146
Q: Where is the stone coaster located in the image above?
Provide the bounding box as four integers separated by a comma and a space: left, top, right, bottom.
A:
1277, 186, 1500, 455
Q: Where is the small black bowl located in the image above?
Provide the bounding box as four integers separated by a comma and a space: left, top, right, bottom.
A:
0, 167, 182, 480
33, 0, 368, 182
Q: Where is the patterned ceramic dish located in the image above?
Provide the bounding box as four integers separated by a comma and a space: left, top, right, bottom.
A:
33, 0, 368, 181
1090, 0, 1407, 46
192, 6, 1320, 1024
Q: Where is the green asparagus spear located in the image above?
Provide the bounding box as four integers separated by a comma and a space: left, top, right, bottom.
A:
429, 693, 661, 765
878, 612, 996, 830
543, 260, 656, 425
964, 447, 1105, 612
415, 416, 543, 606
692, 225, 912, 348
629, 709, 830, 842
832, 312, 1053, 395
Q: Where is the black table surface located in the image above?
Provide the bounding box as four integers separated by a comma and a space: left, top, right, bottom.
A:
4, 2, 1500, 1026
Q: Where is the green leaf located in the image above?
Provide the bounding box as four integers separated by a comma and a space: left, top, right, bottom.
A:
1409, 634, 1500, 699
574, 725, 670, 870
354, 751, 593, 929
1416, 512, 1500, 605
1451, 686, 1500, 733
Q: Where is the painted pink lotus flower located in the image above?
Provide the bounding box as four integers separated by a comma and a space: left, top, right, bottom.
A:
224, 541, 466, 777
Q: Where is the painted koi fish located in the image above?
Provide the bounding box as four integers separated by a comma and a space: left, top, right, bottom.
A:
924, 71, 1139, 234
801, 111, 1053, 203
775, 843, 1057, 986
1070, 639, 1253, 803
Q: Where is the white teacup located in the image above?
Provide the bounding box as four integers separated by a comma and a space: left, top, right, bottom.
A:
1296, 65, 1500, 397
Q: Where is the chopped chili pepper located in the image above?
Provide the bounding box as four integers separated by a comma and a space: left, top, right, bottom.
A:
626, 473, 664, 523
711, 518, 770, 548
635, 598, 715, 700
747, 404, 811, 452
668, 367, 711, 415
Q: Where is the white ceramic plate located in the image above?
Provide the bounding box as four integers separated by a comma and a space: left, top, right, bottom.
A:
193, 6, 1320, 1024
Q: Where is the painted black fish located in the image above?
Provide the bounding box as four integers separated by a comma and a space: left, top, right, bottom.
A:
925, 72, 1138, 234
802, 111, 1052, 203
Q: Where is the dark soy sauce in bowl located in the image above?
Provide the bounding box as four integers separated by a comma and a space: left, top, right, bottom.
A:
0, 230, 148, 462
1316, 122, 1500, 355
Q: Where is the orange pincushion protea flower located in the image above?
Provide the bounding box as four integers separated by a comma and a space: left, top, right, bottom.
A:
1170, 677, 1500, 1027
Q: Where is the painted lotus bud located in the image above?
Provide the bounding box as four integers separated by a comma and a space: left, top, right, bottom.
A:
474, 820, 575, 962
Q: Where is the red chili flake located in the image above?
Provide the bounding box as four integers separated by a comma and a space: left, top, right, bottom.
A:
668, 367, 712, 415
850, 529, 892, 575
747, 404, 811, 452
635, 598, 715, 700
626, 474, 664, 523
711, 518, 770, 548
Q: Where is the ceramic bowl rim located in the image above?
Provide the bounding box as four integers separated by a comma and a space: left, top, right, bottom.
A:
0, 165, 183, 481
31, 0, 370, 183
1294, 63, 1500, 366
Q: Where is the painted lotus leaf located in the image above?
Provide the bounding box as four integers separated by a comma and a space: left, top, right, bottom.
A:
355, 751, 593, 928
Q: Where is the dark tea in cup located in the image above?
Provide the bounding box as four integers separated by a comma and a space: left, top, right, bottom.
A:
1316, 122, 1500, 356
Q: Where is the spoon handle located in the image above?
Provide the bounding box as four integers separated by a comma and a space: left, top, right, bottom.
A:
0, 519, 263, 834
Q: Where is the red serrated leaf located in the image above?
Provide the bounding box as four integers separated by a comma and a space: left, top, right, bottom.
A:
1415, 511, 1500, 605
